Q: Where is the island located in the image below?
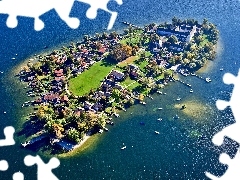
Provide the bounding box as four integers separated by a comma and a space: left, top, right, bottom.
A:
17, 17, 219, 154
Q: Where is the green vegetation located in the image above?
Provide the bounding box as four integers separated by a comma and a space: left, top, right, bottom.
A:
69, 59, 116, 96
18, 17, 219, 154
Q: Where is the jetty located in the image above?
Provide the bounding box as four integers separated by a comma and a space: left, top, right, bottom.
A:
21, 134, 48, 147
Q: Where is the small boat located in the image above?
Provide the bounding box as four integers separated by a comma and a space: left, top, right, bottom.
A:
157, 91, 163, 94
176, 97, 181, 101
121, 146, 127, 150
205, 77, 211, 82
158, 108, 163, 110
103, 127, 109, 131
21, 141, 30, 147
11, 57, 16, 60
189, 89, 193, 93
155, 131, 160, 134
157, 118, 162, 121
99, 129, 103, 133
114, 113, 120, 117
220, 68, 223, 71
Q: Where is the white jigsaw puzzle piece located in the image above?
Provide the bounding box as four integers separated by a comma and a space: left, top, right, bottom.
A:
0, 126, 15, 146
0, 0, 122, 31
0, 160, 8, 171
24, 155, 60, 180
205, 149, 240, 179
12, 172, 24, 180
77, 0, 123, 30
206, 69, 240, 179
212, 70, 240, 146
0, 0, 79, 31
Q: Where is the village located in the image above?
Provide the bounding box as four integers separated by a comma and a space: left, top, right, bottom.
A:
18, 17, 219, 153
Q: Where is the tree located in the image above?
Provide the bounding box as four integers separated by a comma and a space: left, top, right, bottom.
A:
110, 44, 132, 62
172, 17, 178, 26
67, 128, 81, 143
111, 88, 122, 103
167, 35, 178, 44
164, 70, 173, 78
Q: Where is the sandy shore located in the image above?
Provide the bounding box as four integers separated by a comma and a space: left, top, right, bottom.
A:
73, 134, 91, 150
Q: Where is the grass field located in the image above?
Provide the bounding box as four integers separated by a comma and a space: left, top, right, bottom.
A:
69, 58, 116, 96
200, 35, 209, 47
120, 77, 141, 91
117, 56, 139, 67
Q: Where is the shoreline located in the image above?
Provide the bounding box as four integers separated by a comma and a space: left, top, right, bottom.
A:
16, 18, 219, 154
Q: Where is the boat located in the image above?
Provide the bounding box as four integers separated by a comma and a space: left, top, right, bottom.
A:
103, 127, 109, 131
157, 91, 163, 94
11, 57, 16, 60
155, 131, 160, 134
176, 97, 181, 101
158, 108, 163, 110
205, 77, 211, 82
157, 118, 162, 121
121, 146, 127, 150
113, 113, 120, 117
21, 141, 30, 147
220, 68, 223, 71
189, 89, 193, 93
99, 129, 103, 133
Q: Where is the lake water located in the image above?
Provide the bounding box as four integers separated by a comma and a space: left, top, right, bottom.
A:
0, 0, 240, 179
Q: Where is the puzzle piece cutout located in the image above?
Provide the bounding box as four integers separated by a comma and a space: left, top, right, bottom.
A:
0, 160, 8, 171
12, 172, 24, 180
205, 149, 240, 179
24, 155, 60, 180
212, 70, 240, 146
77, 0, 123, 30
0, 0, 122, 31
0, 0, 79, 31
205, 69, 240, 179
0, 125, 14, 173
0, 126, 15, 147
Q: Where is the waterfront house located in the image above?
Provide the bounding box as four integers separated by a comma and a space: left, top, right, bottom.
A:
110, 70, 125, 81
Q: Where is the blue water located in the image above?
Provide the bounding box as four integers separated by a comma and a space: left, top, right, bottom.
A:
1, 0, 240, 179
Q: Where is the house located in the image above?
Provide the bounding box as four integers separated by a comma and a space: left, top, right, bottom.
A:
43, 93, 59, 102
110, 70, 125, 81
54, 69, 63, 77
128, 64, 139, 70
114, 83, 123, 90
92, 103, 103, 111
98, 47, 106, 54
130, 71, 139, 79
186, 25, 197, 43
84, 101, 93, 110
61, 95, 69, 103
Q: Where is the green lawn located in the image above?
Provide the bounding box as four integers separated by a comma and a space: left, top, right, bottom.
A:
69, 59, 116, 96
120, 77, 140, 91
138, 60, 148, 72
200, 35, 209, 47
120, 30, 143, 46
